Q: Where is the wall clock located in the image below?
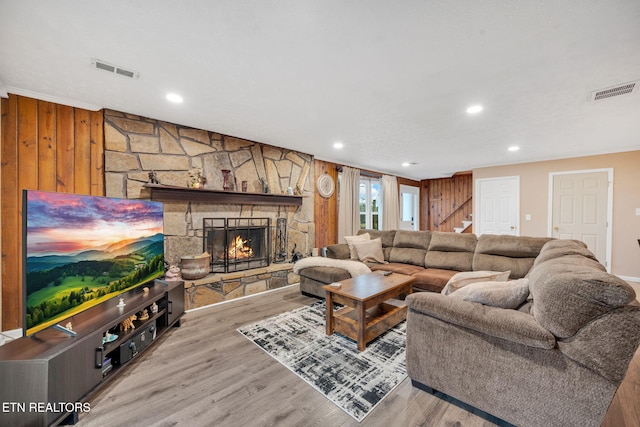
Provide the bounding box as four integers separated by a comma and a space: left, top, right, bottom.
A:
317, 174, 335, 198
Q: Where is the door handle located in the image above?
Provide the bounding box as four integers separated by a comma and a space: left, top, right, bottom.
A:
553, 226, 559, 231
510, 226, 515, 230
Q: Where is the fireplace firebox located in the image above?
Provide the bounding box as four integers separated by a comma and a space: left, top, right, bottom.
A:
204, 218, 271, 273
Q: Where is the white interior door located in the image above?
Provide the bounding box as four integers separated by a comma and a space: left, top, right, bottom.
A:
550, 170, 611, 269
475, 176, 519, 235
399, 184, 420, 230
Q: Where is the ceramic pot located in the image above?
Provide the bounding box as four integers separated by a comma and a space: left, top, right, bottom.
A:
180, 254, 211, 280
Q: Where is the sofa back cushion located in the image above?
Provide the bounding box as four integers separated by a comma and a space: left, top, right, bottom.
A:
528, 256, 636, 338
389, 230, 431, 267
533, 239, 599, 266
425, 232, 477, 271
359, 229, 396, 260
473, 234, 554, 278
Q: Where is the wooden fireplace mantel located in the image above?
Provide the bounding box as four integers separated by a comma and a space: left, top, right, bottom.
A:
143, 183, 303, 206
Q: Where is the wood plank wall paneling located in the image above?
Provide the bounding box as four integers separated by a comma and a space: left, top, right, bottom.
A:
313, 160, 339, 248
0, 94, 104, 330
421, 173, 473, 232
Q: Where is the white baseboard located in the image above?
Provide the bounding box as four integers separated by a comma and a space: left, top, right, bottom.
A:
617, 275, 640, 283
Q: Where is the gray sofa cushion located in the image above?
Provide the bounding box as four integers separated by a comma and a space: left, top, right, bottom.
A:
450, 278, 530, 309
534, 239, 599, 266
473, 235, 553, 279
297, 266, 352, 283
388, 230, 431, 267
425, 232, 477, 271
406, 292, 556, 349
411, 268, 458, 293
528, 257, 636, 338
368, 262, 425, 276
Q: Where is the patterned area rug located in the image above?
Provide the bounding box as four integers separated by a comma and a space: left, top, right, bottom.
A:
237, 301, 407, 422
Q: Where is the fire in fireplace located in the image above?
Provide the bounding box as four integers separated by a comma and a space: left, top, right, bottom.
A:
204, 218, 271, 273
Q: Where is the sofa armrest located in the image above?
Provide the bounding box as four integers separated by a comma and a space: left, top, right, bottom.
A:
558, 305, 640, 383
406, 292, 556, 349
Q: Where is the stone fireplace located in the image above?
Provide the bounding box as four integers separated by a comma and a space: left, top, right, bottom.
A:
102, 110, 315, 309
204, 217, 271, 273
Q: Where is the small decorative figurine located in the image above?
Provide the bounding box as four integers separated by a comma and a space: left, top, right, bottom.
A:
120, 314, 137, 331
165, 265, 181, 280
138, 309, 149, 321
143, 286, 149, 294
65, 322, 73, 331
117, 297, 126, 308
148, 170, 159, 184
188, 167, 206, 189
294, 184, 302, 196
150, 302, 158, 314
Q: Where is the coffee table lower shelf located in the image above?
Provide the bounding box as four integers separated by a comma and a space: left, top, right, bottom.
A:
332, 301, 407, 350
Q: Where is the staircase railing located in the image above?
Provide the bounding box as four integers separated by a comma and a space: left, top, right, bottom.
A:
437, 195, 472, 228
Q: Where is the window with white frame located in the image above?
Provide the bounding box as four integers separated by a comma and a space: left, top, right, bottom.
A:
360, 177, 381, 230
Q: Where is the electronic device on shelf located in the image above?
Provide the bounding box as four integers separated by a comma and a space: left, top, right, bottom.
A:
22, 190, 165, 337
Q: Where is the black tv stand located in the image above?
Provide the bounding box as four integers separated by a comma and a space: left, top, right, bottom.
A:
0, 279, 184, 427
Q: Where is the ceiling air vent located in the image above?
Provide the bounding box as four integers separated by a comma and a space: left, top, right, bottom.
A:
91, 58, 139, 79
590, 81, 637, 101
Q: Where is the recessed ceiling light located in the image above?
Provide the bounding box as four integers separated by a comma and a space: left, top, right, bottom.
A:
402, 162, 410, 167
166, 93, 183, 103
333, 142, 344, 149
508, 146, 520, 152
466, 105, 483, 114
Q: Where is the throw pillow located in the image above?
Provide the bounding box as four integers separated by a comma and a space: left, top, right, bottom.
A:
344, 233, 370, 259
353, 238, 385, 264
449, 278, 530, 309
441, 270, 511, 295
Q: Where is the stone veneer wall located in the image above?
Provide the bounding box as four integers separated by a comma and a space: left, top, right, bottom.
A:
103, 110, 313, 307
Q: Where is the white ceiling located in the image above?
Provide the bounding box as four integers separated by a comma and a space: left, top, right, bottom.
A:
1, 1, 639, 180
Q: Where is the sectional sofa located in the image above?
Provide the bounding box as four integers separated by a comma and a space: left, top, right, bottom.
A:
406, 238, 640, 427
296, 229, 552, 297
295, 229, 640, 427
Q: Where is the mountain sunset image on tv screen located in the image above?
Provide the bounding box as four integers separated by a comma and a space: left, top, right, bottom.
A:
23, 190, 164, 336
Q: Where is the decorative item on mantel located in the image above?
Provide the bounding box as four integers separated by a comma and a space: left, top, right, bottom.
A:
180, 252, 211, 280
188, 167, 206, 189
221, 169, 232, 191
259, 177, 269, 194
148, 170, 160, 184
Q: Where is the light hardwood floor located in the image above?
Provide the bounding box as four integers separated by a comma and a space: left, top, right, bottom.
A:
77, 285, 640, 427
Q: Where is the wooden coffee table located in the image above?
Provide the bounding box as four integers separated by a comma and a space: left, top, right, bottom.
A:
322, 271, 414, 351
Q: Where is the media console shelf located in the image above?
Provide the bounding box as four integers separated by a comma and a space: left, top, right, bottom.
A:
0, 279, 184, 427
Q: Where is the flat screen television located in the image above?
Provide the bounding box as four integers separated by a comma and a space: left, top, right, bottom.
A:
23, 190, 164, 336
